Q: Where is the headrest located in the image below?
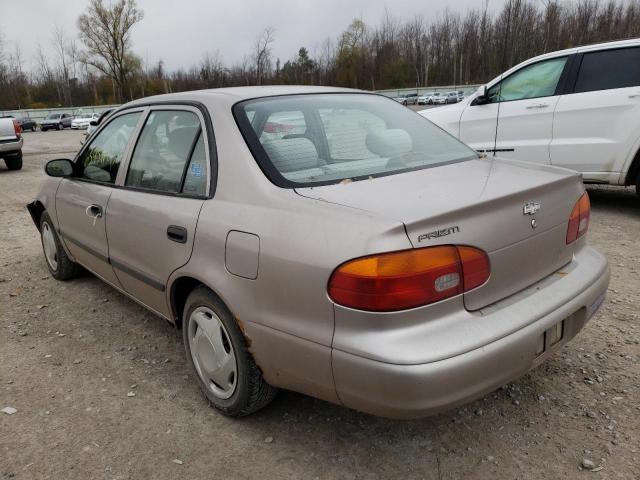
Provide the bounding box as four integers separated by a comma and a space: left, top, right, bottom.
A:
168, 127, 199, 158
262, 137, 320, 172
365, 129, 412, 158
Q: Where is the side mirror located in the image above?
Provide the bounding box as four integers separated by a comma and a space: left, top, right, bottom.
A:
474, 85, 489, 105
45, 158, 74, 177
89, 120, 98, 126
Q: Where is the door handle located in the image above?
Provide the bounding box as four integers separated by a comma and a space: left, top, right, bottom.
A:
167, 225, 188, 244
629, 92, 640, 98
85, 204, 103, 218
526, 103, 550, 109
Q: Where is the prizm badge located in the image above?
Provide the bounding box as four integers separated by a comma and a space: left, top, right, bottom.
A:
523, 202, 541, 216
417, 226, 460, 243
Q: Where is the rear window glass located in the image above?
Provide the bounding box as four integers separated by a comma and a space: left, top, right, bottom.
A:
574, 47, 640, 93
233, 94, 477, 187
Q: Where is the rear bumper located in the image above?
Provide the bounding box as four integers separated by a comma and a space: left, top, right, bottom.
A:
332, 246, 609, 419
0, 137, 23, 154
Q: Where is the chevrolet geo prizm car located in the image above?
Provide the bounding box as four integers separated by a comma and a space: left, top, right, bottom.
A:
27, 86, 610, 418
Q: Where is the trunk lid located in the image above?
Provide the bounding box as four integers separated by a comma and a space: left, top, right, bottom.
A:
296, 157, 583, 310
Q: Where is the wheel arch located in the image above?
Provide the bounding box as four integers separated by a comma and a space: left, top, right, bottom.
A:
169, 276, 234, 330
27, 200, 46, 231
624, 145, 640, 186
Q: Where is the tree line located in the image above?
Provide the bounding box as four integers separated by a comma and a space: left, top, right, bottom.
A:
1, 0, 640, 110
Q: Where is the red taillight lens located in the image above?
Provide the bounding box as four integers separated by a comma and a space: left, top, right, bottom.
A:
12, 119, 22, 137
328, 245, 490, 312
566, 192, 590, 244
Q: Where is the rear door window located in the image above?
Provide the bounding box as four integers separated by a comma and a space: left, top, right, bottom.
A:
125, 110, 205, 195
574, 47, 640, 93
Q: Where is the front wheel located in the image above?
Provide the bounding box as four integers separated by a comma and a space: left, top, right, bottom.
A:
183, 286, 277, 417
40, 212, 80, 280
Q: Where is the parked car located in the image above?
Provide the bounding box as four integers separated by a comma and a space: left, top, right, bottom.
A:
428, 92, 446, 105
457, 90, 465, 102
445, 92, 459, 104
27, 86, 609, 419
420, 38, 640, 194
16, 117, 38, 132
0, 116, 23, 170
71, 113, 100, 129
417, 94, 433, 105
41, 113, 72, 131
403, 93, 419, 105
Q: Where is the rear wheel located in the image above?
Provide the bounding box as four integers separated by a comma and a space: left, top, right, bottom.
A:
40, 212, 80, 280
183, 286, 277, 416
4, 152, 22, 170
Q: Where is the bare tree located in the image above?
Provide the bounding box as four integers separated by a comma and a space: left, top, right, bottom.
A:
77, 0, 144, 102
253, 27, 275, 85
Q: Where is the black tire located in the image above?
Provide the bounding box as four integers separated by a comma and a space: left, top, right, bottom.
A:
183, 286, 278, 417
39, 212, 80, 281
4, 152, 22, 170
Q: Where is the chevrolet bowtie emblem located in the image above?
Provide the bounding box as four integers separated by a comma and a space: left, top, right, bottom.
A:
523, 202, 541, 216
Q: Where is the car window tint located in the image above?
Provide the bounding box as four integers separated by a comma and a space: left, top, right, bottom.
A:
320, 108, 386, 161
182, 132, 207, 196
126, 110, 201, 193
75, 112, 141, 184
488, 57, 567, 102
574, 47, 640, 93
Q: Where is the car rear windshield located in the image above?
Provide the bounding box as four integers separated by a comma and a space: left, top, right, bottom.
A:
233, 93, 477, 187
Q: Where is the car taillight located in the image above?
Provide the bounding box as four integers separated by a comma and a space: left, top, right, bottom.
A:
566, 192, 590, 244
12, 120, 22, 137
328, 245, 490, 312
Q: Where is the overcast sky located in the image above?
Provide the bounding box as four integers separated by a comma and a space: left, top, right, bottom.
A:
1, 0, 507, 72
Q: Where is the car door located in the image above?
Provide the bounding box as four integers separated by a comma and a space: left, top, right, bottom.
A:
105, 107, 210, 318
55, 110, 144, 286
551, 46, 640, 178
491, 56, 569, 164
458, 92, 500, 153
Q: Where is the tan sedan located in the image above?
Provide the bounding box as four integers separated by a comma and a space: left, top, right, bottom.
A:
27, 86, 609, 418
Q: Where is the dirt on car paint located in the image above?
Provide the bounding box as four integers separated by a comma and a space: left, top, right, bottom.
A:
1, 130, 639, 479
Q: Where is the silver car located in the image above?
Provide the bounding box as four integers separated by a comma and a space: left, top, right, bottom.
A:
27, 86, 609, 418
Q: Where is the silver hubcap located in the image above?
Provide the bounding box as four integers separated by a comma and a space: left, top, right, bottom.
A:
42, 222, 58, 271
188, 307, 237, 399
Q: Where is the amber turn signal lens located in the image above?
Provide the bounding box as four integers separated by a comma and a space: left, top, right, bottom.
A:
566, 192, 590, 244
328, 245, 490, 312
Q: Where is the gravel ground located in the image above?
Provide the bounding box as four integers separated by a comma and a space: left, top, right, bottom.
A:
1, 130, 639, 480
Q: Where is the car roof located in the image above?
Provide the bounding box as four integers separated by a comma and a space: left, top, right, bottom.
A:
485, 37, 640, 89
122, 85, 365, 111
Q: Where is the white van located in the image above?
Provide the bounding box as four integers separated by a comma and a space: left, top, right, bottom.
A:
420, 39, 640, 194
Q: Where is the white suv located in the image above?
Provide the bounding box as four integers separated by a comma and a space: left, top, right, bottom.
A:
420, 39, 640, 194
